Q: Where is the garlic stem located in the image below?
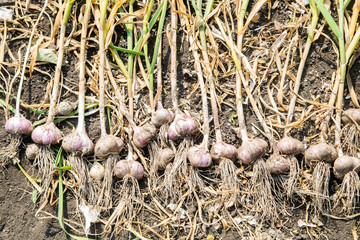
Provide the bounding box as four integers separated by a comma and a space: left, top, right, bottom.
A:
98, 0, 109, 136
77, 0, 91, 133
47, 0, 75, 124
16, 0, 49, 117
106, 59, 137, 129
170, 0, 178, 111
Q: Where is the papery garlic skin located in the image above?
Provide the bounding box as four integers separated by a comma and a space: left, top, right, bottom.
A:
333, 156, 360, 179
237, 139, 268, 165
5, 116, 33, 135
31, 122, 62, 146
114, 160, 144, 180
62, 130, 94, 156
266, 154, 291, 175
187, 145, 212, 168
342, 108, 360, 125
94, 135, 124, 159
25, 144, 39, 160
278, 137, 305, 155
304, 142, 338, 167
168, 122, 182, 141
210, 142, 237, 163
89, 162, 105, 180
152, 108, 174, 127
133, 123, 157, 148
168, 112, 198, 141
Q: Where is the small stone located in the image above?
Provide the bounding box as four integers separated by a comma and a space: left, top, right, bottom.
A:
207, 234, 215, 240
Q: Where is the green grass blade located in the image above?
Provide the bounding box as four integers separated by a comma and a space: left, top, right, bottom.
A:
109, 45, 144, 55
204, 0, 214, 16
110, 48, 131, 80
132, 1, 164, 52
150, 0, 167, 74
344, 0, 352, 8
191, 0, 203, 17
112, 1, 164, 55
314, 0, 340, 38
346, 27, 360, 61
0, 98, 15, 114
0, 90, 45, 114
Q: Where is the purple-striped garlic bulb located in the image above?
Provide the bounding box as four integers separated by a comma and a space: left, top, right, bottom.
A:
237, 139, 269, 164
278, 137, 305, 155
304, 142, 338, 167
152, 108, 174, 127
168, 111, 198, 141
5, 116, 33, 135
62, 129, 94, 156
266, 155, 291, 175
31, 122, 62, 146
187, 145, 212, 168
333, 156, 360, 179
114, 160, 144, 180
210, 142, 237, 163
133, 123, 157, 148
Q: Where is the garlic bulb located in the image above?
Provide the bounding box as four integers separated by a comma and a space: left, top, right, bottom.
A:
157, 148, 175, 170
55, 101, 78, 115
114, 160, 144, 180
266, 155, 291, 175
133, 123, 157, 148
31, 122, 62, 146
278, 137, 305, 155
25, 144, 39, 160
210, 142, 237, 163
62, 129, 94, 156
304, 142, 338, 167
333, 156, 360, 179
152, 108, 174, 127
89, 162, 105, 180
342, 108, 360, 125
94, 135, 124, 159
5, 116, 33, 135
168, 111, 198, 141
187, 145, 212, 168
237, 139, 268, 164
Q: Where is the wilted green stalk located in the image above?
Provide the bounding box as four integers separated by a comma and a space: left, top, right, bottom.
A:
285, 0, 319, 135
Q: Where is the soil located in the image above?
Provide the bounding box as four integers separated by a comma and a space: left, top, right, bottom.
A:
1, 0, 360, 239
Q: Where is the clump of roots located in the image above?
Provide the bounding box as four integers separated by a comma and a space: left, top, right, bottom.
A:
33, 145, 56, 200
158, 123, 170, 144
162, 139, 189, 202
188, 165, 206, 193
218, 158, 239, 192
106, 176, 142, 233
334, 171, 360, 214
248, 159, 279, 222
341, 124, 359, 156
148, 141, 161, 189
311, 162, 331, 214
285, 156, 300, 198
67, 156, 96, 203
0, 134, 22, 167
98, 154, 118, 208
